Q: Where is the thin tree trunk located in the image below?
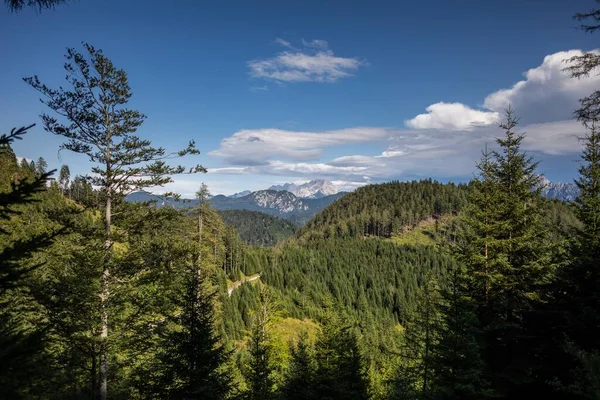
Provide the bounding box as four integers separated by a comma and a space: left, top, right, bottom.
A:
100, 119, 111, 400
100, 191, 111, 400
91, 348, 97, 400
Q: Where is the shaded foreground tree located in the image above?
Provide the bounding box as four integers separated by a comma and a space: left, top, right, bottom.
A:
5, 0, 68, 12
24, 43, 205, 400
154, 267, 232, 399
564, 0, 600, 125
437, 108, 553, 398
0, 125, 62, 398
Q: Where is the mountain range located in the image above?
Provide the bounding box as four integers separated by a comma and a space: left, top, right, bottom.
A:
126, 188, 345, 225
538, 176, 579, 202
126, 177, 579, 226
265, 179, 339, 199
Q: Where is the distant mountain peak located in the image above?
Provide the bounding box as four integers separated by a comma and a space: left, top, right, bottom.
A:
268, 179, 338, 199
536, 175, 578, 202
228, 190, 251, 198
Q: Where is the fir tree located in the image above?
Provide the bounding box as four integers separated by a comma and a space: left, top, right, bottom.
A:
59, 164, 70, 196
283, 330, 317, 400
35, 156, 47, 177
431, 267, 492, 400
24, 43, 205, 400
246, 286, 276, 400
156, 269, 232, 400
459, 108, 552, 397
552, 122, 600, 397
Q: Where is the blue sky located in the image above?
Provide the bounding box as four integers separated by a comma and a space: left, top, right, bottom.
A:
1, 0, 598, 195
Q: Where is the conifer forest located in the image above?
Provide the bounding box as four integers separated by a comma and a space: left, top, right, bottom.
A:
2, 0, 600, 399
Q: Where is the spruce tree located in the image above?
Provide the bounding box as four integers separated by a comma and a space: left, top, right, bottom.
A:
156, 269, 232, 400
283, 330, 317, 400
24, 43, 205, 400
553, 122, 600, 397
35, 156, 47, 177
59, 164, 70, 196
460, 108, 552, 396
246, 286, 275, 400
391, 277, 442, 400
0, 125, 61, 398
431, 267, 492, 400
314, 304, 369, 400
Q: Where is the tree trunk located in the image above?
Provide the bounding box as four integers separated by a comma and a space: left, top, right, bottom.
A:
100, 191, 111, 400
91, 348, 97, 400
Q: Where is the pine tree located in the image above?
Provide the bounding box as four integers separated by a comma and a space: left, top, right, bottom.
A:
431, 267, 492, 400
246, 286, 275, 400
0, 125, 61, 398
563, 0, 600, 125
283, 330, 317, 400
35, 156, 47, 177
459, 108, 552, 397
391, 277, 442, 400
552, 122, 600, 397
59, 164, 70, 196
24, 43, 205, 400
156, 268, 232, 400
314, 304, 369, 400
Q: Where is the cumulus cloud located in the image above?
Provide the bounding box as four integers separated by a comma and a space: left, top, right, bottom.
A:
248, 39, 365, 83
208, 127, 393, 165
406, 102, 500, 130
209, 119, 583, 183
483, 50, 600, 123
204, 49, 592, 187
406, 50, 600, 130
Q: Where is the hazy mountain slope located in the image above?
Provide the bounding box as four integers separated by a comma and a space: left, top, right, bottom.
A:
218, 209, 296, 246
268, 179, 339, 199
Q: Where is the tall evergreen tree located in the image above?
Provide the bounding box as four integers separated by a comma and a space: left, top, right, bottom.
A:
283, 330, 317, 400
564, 0, 600, 125
0, 125, 61, 398
35, 156, 47, 177
431, 267, 492, 400
314, 304, 369, 400
246, 286, 275, 400
59, 164, 70, 196
454, 109, 552, 397
156, 268, 232, 400
551, 122, 600, 398
24, 43, 205, 400
391, 277, 442, 400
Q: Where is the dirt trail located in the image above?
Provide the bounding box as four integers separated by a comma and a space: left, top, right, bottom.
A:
227, 274, 261, 297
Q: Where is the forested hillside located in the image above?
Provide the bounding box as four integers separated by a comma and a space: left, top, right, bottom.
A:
3, 2, 600, 399
218, 209, 296, 246
299, 180, 468, 240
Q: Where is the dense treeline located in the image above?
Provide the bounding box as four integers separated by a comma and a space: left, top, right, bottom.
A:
218, 209, 296, 246
3, 2, 600, 399
299, 180, 468, 240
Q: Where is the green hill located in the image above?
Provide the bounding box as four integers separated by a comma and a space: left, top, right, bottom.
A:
218, 209, 296, 246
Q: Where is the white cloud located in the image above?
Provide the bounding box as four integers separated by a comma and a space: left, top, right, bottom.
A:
201, 49, 593, 188
248, 39, 365, 83
208, 119, 583, 183
301, 39, 329, 49
208, 127, 393, 165
405, 50, 600, 130
250, 85, 269, 92
273, 38, 294, 49
406, 102, 499, 130
483, 50, 600, 123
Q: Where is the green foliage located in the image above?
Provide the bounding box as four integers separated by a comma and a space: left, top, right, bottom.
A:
219, 209, 297, 246
153, 270, 232, 399
300, 180, 467, 240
